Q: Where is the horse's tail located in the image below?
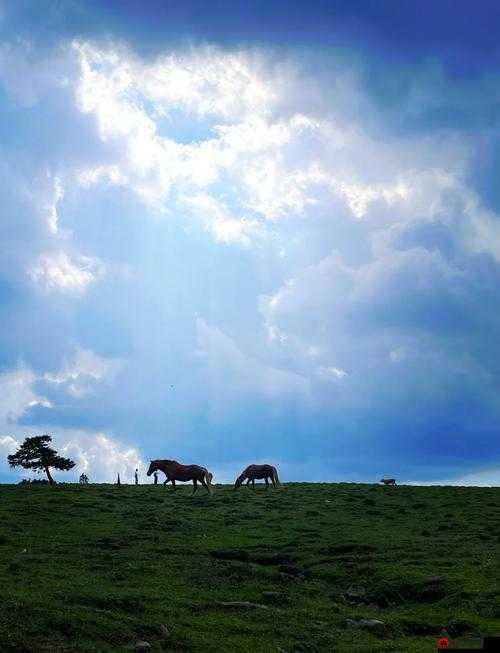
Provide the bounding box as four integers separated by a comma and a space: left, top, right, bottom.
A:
204, 469, 213, 494
272, 466, 281, 487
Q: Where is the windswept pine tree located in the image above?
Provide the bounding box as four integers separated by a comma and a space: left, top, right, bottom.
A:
7, 435, 75, 485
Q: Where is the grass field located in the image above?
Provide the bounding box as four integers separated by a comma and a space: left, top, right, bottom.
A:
0, 481, 499, 652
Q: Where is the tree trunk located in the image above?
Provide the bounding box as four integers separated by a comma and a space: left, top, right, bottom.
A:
44, 467, 55, 485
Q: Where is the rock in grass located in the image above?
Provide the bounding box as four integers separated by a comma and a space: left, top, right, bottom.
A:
134, 641, 151, 652
345, 618, 387, 635
217, 601, 269, 610
158, 624, 170, 637
345, 585, 367, 601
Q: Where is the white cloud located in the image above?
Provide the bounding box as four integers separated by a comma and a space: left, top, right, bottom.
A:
182, 193, 266, 246
60, 431, 144, 483
261, 251, 354, 332
72, 41, 279, 212
45, 174, 64, 234
0, 367, 51, 422
73, 41, 451, 245
242, 160, 323, 221
446, 468, 500, 487
0, 350, 122, 426
410, 467, 500, 487
464, 197, 500, 262
390, 347, 407, 363
74, 41, 274, 125
44, 348, 124, 398
195, 317, 310, 415
28, 251, 103, 293
0, 435, 20, 457
319, 366, 348, 379
328, 177, 409, 219
69, 36, 500, 278
0, 37, 70, 107
77, 164, 125, 188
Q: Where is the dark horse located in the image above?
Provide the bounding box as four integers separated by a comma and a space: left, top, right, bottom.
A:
147, 459, 212, 494
234, 464, 280, 489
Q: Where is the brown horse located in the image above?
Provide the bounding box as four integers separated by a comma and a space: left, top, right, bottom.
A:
380, 478, 396, 486
147, 459, 212, 494
234, 464, 280, 489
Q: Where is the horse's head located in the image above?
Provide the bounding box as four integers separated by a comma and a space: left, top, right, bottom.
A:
234, 474, 245, 490
147, 460, 158, 476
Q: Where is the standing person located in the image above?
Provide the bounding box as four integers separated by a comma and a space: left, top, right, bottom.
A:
116, 473, 121, 486
135, 468, 139, 485
153, 470, 158, 485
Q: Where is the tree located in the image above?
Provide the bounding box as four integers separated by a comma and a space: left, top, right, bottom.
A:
7, 435, 75, 485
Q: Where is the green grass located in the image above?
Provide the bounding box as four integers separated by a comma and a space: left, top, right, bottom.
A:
0, 482, 499, 652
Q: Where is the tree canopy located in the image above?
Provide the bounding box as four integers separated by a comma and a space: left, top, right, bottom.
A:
7, 435, 75, 485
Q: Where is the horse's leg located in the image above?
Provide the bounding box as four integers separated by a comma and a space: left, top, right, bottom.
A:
200, 475, 209, 493
252, 479, 255, 489
265, 477, 269, 489
192, 479, 198, 493
171, 479, 176, 491
271, 474, 276, 488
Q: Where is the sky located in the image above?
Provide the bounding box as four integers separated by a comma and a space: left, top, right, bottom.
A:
1, 1, 500, 486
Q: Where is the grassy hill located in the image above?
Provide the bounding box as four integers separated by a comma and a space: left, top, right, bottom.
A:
0, 481, 499, 652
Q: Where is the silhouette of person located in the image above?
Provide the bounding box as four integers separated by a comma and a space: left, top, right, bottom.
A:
116, 473, 121, 486
153, 470, 158, 485
135, 469, 139, 485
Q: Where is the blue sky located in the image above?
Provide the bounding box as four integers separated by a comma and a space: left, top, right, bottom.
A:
1, 1, 500, 485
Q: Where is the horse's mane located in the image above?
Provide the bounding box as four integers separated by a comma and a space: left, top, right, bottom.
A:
153, 459, 178, 464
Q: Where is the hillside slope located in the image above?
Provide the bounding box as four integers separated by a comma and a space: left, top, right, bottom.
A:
0, 482, 499, 652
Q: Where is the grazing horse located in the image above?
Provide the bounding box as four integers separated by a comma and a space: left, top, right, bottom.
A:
380, 478, 396, 486
234, 464, 280, 489
147, 459, 212, 494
